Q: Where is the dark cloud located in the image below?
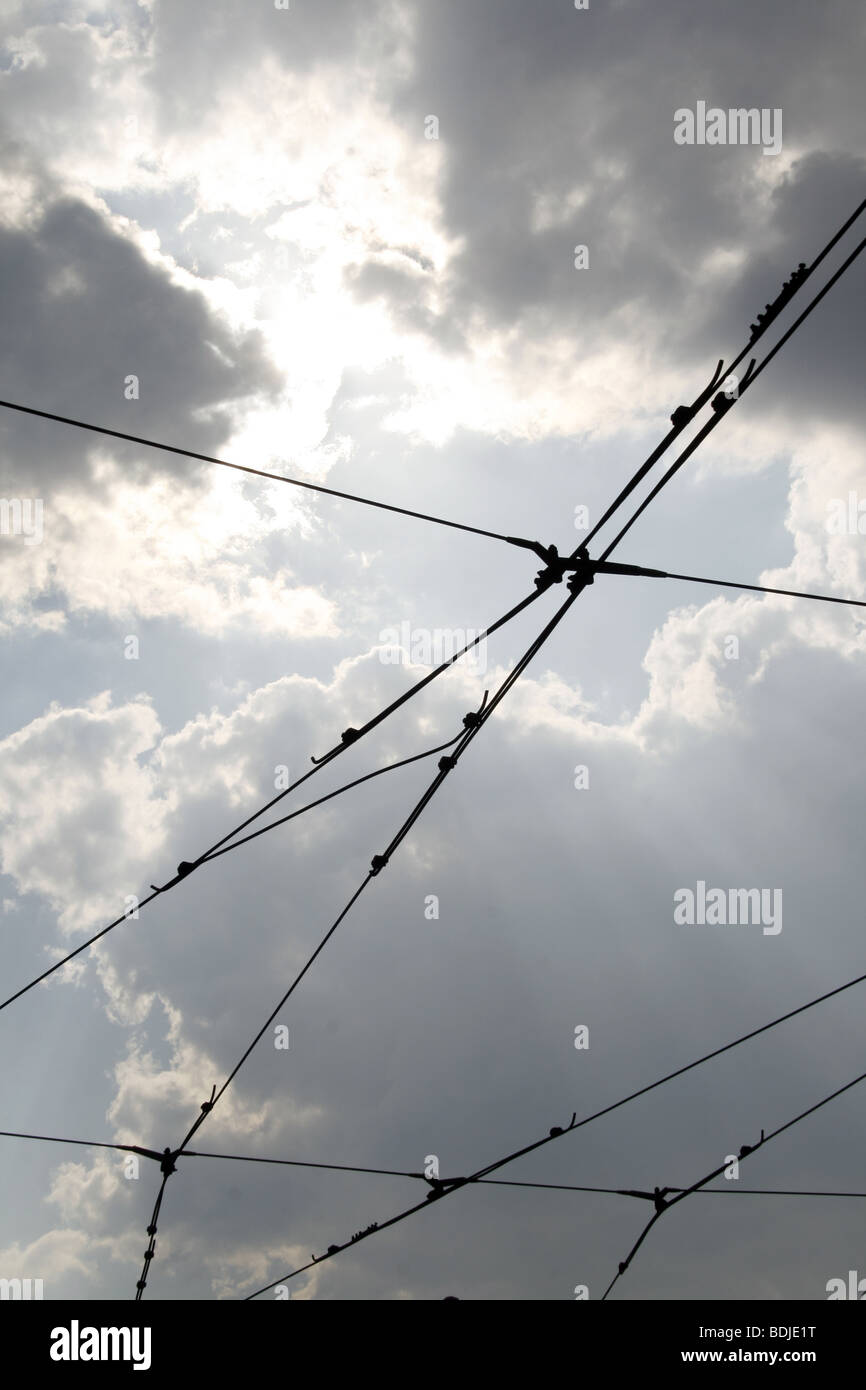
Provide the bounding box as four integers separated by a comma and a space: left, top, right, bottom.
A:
371, 0, 866, 425
0, 181, 281, 493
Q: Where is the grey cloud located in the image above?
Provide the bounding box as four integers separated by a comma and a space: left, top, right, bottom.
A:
0, 183, 281, 493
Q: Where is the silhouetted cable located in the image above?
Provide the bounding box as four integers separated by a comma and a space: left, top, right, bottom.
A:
480, 1178, 866, 1199
0, 1128, 152, 1157
601, 1066, 866, 1300
18, 199, 863, 1299
135, 1173, 171, 1302
235, 221, 866, 1280
0, 397, 529, 547
3, 1128, 863, 1205
199, 731, 463, 866
0, 589, 544, 1016
203, 586, 545, 857
0, 887, 161, 1015
569, 559, 866, 610
142, 591, 590, 1295
579, 196, 866, 553
654, 570, 866, 608
11, 216, 862, 1022
187, 1149, 426, 1178
169, 694, 499, 1170
597, 233, 866, 560
244, 961, 866, 1297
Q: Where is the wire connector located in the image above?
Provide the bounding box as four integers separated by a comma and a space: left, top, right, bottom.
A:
738, 1129, 765, 1159
159, 1147, 178, 1176
670, 403, 695, 429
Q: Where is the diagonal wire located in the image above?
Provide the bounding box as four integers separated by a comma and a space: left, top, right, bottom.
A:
9, 199, 863, 1297
141, 582, 590, 1295
601, 1066, 866, 1300
9, 206, 861, 1020
197, 729, 464, 865
588, 561, 866, 610
177, 589, 583, 1153
243, 959, 866, 1297
205, 220, 866, 1296
578, 195, 866, 553
595, 232, 866, 560
0, 592, 542, 1016
653, 570, 866, 608
0, 397, 523, 547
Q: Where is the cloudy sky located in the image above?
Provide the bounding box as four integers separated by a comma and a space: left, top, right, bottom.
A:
0, 0, 864, 1302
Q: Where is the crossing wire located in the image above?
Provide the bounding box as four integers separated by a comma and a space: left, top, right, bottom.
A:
4, 1125, 864, 1205
4, 205, 861, 1016
578, 195, 866, 553
595, 231, 866, 560
116, 210, 866, 1295
136, 591, 587, 1294
0, 605, 540, 1015
601, 1066, 866, 1300
3, 199, 863, 1301
242, 957, 866, 1297
0, 397, 521, 546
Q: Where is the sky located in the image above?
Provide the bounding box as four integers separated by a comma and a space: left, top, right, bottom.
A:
0, 0, 864, 1302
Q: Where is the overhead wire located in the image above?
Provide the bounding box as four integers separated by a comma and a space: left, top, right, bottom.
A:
601, 1066, 866, 1300
3, 199, 863, 1300
0, 397, 522, 546
2, 1129, 864, 1202
0, 595, 543, 1016
243, 958, 866, 1297
127, 205, 866, 1294
577, 195, 866, 554
6, 206, 861, 1019
594, 232, 866, 560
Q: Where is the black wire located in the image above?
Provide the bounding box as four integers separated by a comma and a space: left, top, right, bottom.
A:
14, 201, 861, 1297
478, 1178, 866, 1199
601, 1066, 866, 1300
135, 1173, 170, 1302
174, 876, 376, 1163
660, 571, 866, 608
243, 960, 866, 1297
198, 586, 544, 861
0, 588, 544, 1016
240, 221, 866, 1290
0, 888, 161, 1015
0, 397, 520, 546
579, 196, 866, 553
9, 211, 862, 1019
597, 233, 866, 560
141, 591, 584, 1295
198, 732, 462, 866
2, 1129, 863, 1203
597, 564, 866, 609
0, 1128, 143, 1155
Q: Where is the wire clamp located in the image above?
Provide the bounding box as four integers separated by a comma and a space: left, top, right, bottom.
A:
159, 1147, 178, 1176
738, 1128, 765, 1159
